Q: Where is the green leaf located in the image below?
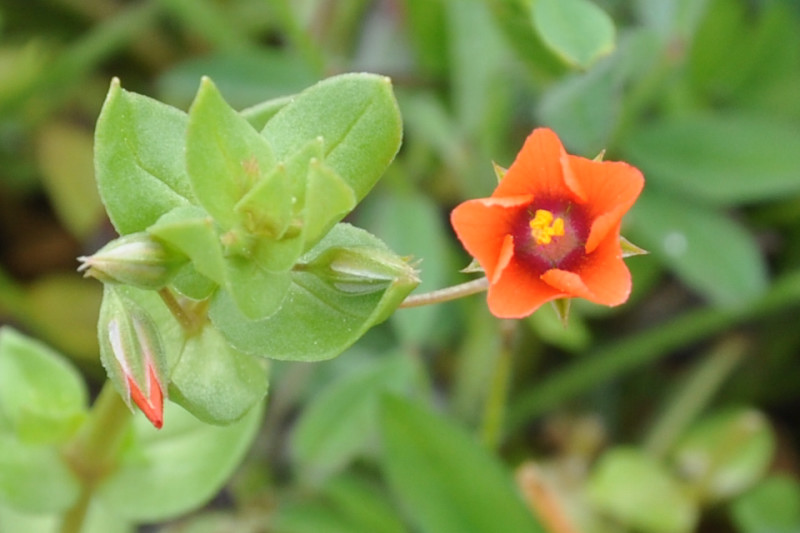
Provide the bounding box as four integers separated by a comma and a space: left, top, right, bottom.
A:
320, 474, 407, 533
379, 395, 544, 533
157, 49, 317, 110
186, 77, 277, 229
148, 205, 226, 286
587, 447, 697, 533
209, 223, 418, 361
0, 327, 87, 443
168, 325, 269, 424
672, 408, 775, 503
532, 0, 616, 69
730, 475, 800, 533
96, 400, 263, 522
262, 73, 402, 203
291, 354, 418, 482
0, 434, 80, 514
624, 113, 800, 204
94, 78, 195, 235
628, 190, 768, 307
220, 255, 292, 321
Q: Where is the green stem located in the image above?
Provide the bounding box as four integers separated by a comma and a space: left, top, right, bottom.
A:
399, 277, 489, 309
507, 269, 800, 433
643, 335, 747, 459
61, 382, 132, 533
480, 321, 515, 449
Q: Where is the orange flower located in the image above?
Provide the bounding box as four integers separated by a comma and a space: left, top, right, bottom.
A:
451, 128, 644, 318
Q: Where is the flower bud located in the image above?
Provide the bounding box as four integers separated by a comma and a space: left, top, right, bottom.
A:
302, 246, 420, 295
99, 286, 167, 429
78, 232, 185, 290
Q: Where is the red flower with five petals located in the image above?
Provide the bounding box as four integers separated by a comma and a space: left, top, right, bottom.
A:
451, 128, 644, 318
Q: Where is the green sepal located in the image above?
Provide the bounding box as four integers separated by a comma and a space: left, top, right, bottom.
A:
209, 223, 419, 362
620, 235, 648, 258
186, 77, 277, 229
168, 326, 269, 424
550, 298, 571, 327
148, 205, 226, 286
234, 159, 294, 240
491, 161, 507, 183
94, 78, 194, 235
302, 158, 357, 248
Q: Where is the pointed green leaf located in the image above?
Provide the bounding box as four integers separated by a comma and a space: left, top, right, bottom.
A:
379, 395, 545, 533
186, 77, 277, 229
148, 205, 226, 285
302, 159, 356, 246
96, 400, 263, 522
234, 161, 294, 239
262, 73, 402, 203
209, 224, 418, 361
532, 0, 616, 69
0, 327, 87, 443
169, 325, 269, 424
94, 78, 195, 235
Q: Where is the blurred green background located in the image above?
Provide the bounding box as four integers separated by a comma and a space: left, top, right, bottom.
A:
1, 0, 799, 532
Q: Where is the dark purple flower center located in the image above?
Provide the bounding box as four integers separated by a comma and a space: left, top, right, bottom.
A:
512, 199, 589, 273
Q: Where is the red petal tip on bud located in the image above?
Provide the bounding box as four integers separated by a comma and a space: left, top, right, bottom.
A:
127, 366, 164, 429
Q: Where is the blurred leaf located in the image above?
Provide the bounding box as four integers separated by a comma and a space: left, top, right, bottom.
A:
483, 0, 566, 76
379, 395, 545, 533
157, 50, 317, 110
291, 353, 417, 481
405, 0, 448, 76
730, 475, 800, 533
210, 223, 418, 361
96, 399, 263, 522
587, 447, 697, 533
672, 408, 775, 503
358, 188, 451, 346
532, 0, 616, 69
169, 325, 269, 425
26, 274, 102, 361
624, 113, 800, 204
538, 29, 661, 155
320, 473, 407, 533
35, 121, 103, 239
94, 78, 195, 235
634, 0, 710, 40
0, 434, 80, 514
0, 327, 87, 444
261, 73, 402, 203
628, 190, 768, 307
0, 498, 133, 533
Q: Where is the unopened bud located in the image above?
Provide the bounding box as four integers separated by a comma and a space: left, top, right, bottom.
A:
302, 246, 420, 295
99, 286, 167, 429
78, 232, 185, 289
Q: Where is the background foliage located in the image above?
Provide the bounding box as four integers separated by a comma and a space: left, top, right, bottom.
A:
1, 0, 799, 532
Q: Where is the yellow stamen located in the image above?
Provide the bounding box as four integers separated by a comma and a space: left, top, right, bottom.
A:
529, 209, 565, 245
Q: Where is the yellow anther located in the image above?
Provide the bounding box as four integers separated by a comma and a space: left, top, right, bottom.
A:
529, 209, 565, 245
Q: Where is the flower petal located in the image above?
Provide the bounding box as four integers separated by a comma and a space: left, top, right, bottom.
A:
494, 128, 582, 202
568, 156, 644, 253
451, 196, 532, 280
488, 256, 564, 318
541, 233, 631, 306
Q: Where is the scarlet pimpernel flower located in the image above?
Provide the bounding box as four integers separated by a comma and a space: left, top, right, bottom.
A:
451, 128, 644, 319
